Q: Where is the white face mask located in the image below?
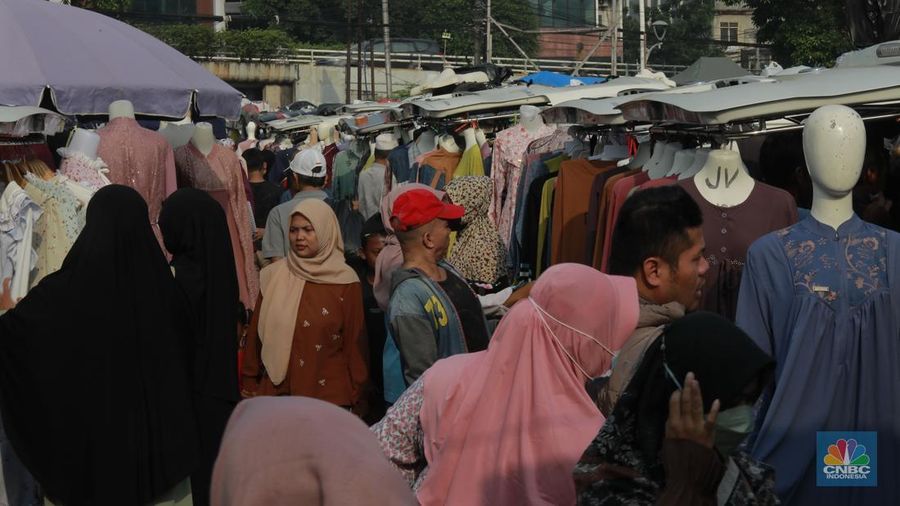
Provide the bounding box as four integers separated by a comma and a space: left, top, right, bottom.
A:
714, 404, 755, 455
529, 297, 613, 381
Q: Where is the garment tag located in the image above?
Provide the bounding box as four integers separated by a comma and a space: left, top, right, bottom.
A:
812, 285, 830, 293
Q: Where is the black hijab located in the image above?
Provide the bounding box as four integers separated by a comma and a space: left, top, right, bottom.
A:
159, 188, 240, 403
578, 312, 774, 483
0, 185, 197, 505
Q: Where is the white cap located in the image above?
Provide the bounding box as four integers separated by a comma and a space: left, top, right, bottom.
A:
375, 133, 399, 151
289, 149, 327, 178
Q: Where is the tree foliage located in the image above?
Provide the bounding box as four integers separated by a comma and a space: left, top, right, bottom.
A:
725, 0, 852, 67
69, 0, 132, 11
646, 0, 722, 66
138, 24, 298, 60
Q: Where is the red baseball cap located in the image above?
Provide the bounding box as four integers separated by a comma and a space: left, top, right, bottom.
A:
391, 189, 465, 232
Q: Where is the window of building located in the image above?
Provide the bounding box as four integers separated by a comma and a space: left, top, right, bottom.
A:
720, 22, 739, 42
530, 0, 596, 28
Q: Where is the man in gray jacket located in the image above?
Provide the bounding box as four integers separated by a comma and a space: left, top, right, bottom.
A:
597, 185, 709, 414
387, 189, 490, 386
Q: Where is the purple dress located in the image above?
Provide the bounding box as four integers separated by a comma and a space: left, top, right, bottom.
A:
736, 215, 900, 505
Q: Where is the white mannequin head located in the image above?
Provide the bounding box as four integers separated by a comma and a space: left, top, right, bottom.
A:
438, 134, 461, 154
803, 105, 865, 197
520, 105, 545, 133
417, 130, 437, 152
246, 121, 257, 141
191, 122, 216, 156
60, 129, 100, 160
108, 100, 135, 120
317, 122, 332, 142
647, 142, 682, 179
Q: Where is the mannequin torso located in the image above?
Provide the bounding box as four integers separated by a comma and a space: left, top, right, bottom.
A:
643, 141, 668, 172
191, 123, 216, 157
64, 129, 100, 160
439, 135, 461, 154
475, 129, 488, 148
666, 149, 695, 177
462, 129, 477, 151
680, 148, 710, 180
693, 149, 754, 207
519, 105, 545, 134
416, 131, 437, 155
627, 141, 652, 169
648, 142, 682, 179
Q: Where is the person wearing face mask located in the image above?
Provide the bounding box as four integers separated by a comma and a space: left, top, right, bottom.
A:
575, 311, 777, 506
387, 189, 489, 386
597, 185, 709, 415
373, 264, 640, 504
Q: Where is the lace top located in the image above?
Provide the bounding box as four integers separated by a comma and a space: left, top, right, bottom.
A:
58, 153, 111, 192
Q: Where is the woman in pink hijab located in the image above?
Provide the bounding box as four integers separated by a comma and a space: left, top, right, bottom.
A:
211, 397, 416, 506
372, 263, 639, 505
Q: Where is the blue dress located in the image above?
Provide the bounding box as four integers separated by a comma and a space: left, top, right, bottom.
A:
736, 215, 900, 505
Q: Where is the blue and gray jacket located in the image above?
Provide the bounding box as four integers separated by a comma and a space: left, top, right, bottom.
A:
384, 261, 486, 395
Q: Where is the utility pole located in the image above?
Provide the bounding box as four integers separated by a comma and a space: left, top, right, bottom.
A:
357, 0, 363, 100
382, 0, 392, 97
344, 1, 352, 103
485, 0, 492, 62
610, 0, 617, 76
639, 0, 646, 70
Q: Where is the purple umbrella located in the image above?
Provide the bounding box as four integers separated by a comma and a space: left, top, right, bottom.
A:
0, 0, 241, 119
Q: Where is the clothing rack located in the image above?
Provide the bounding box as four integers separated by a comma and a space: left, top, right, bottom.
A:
0, 134, 46, 146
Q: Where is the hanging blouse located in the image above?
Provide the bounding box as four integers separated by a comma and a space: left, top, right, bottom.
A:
23, 174, 82, 287
0, 183, 41, 300
175, 144, 259, 309
490, 124, 554, 246
58, 153, 111, 192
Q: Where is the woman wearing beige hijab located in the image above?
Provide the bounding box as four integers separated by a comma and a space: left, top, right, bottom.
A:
241, 199, 368, 414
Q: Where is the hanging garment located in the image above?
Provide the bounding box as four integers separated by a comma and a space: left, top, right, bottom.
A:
174, 144, 259, 309
680, 178, 798, 321
599, 171, 651, 272
357, 162, 390, 220
549, 160, 616, 266
535, 177, 557, 276
453, 145, 485, 179
590, 170, 639, 270
58, 152, 111, 192
97, 117, 177, 247
23, 174, 82, 287
323, 143, 340, 189
0, 183, 40, 300
490, 124, 554, 246
0, 185, 198, 506
584, 166, 631, 264
736, 215, 900, 505
389, 143, 413, 183
332, 141, 368, 202
445, 177, 506, 285
415, 148, 462, 190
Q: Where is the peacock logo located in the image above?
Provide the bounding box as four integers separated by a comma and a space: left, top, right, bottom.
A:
823, 439, 870, 466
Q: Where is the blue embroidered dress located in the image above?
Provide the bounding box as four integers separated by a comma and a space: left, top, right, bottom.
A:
736, 215, 900, 505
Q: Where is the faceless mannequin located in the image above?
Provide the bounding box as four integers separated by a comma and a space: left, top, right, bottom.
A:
475, 128, 488, 148
62, 129, 100, 160
191, 123, 216, 157
246, 122, 257, 141
519, 105, 545, 134
803, 105, 866, 230
317, 123, 332, 143
680, 147, 710, 180
599, 142, 629, 161
693, 149, 754, 207
643, 141, 668, 172
306, 127, 320, 147
462, 128, 478, 151
439, 134, 461, 154
417, 131, 437, 153
666, 149, 696, 177
627, 140, 653, 169
647, 142, 683, 179
108, 100, 135, 120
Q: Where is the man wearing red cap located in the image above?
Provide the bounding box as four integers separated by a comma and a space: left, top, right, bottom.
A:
388, 189, 491, 386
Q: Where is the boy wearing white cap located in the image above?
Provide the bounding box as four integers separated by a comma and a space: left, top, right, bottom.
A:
260, 149, 330, 261
358, 133, 399, 221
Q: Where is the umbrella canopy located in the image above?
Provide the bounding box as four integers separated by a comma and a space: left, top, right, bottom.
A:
672, 57, 750, 86
0, 0, 241, 119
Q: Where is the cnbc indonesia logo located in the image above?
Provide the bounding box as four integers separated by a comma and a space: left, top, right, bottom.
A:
817, 432, 877, 487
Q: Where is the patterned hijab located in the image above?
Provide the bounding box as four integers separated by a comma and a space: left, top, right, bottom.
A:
257, 199, 358, 385
445, 176, 507, 284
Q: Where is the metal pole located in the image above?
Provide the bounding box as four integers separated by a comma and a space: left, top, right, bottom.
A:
486, 0, 492, 62
381, 0, 392, 97
357, 0, 363, 100
344, 3, 352, 103
611, 0, 618, 76
492, 19, 539, 71
370, 41, 376, 100
639, 0, 646, 69
595, 0, 600, 27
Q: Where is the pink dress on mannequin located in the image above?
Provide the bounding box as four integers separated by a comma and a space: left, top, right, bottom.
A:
174, 144, 259, 309
97, 117, 177, 251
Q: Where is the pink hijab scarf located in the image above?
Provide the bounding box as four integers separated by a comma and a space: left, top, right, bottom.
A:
416, 263, 639, 505
373, 183, 444, 311
211, 397, 416, 506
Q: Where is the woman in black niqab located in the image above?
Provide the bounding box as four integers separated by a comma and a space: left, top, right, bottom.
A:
159, 188, 241, 506
0, 185, 198, 505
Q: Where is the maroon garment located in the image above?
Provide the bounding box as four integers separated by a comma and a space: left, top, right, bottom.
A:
679, 178, 798, 321
323, 143, 339, 189
0, 143, 56, 171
